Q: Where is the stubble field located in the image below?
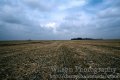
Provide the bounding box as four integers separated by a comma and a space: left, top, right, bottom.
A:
0, 40, 120, 80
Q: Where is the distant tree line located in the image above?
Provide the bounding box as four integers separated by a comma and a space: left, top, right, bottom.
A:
71, 37, 103, 40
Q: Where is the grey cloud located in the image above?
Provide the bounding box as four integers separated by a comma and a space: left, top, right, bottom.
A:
22, 0, 57, 11
0, 0, 120, 40
56, 2, 120, 39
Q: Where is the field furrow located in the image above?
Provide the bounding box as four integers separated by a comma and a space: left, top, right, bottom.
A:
0, 40, 120, 80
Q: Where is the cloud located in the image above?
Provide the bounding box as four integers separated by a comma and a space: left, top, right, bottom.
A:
22, 0, 57, 11
41, 22, 58, 33
0, 0, 120, 40
57, 0, 87, 10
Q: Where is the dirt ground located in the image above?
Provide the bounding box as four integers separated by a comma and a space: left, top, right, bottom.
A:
0, 40, 120, 80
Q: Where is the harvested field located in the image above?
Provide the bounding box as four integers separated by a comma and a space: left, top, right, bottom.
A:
0, 40, 120, 80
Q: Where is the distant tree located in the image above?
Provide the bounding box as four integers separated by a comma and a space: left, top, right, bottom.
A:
28, 39, 32, 41
71, 37, 101, 40
71, 37, 82, 40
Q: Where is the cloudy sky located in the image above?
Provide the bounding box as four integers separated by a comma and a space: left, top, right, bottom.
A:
0, 0, 120, 40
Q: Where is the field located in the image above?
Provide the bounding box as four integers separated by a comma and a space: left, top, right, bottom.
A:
0, 40, 120, 80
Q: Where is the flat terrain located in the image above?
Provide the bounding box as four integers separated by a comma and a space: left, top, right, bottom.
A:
0, 40, 120, 80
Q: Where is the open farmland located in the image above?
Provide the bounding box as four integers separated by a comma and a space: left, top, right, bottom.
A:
0, 40, 120, 80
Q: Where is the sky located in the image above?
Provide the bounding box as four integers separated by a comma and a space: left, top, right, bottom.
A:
0, 0, 120, 40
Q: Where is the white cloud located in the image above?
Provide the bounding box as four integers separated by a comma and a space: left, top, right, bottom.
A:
41, 22, 59, 33
45, 22, 56, 28
58, 0, 87, 10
